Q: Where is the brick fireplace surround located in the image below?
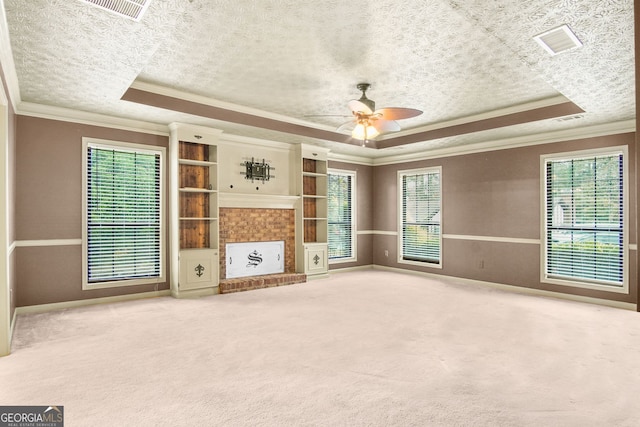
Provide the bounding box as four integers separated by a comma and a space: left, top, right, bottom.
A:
218, 208, 306, 293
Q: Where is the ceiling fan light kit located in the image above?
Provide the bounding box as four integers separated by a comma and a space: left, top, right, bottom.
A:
352, 122, 380, 141
344, 83, 423, 143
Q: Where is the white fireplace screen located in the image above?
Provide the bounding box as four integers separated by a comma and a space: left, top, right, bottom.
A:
226, 241, 285, 279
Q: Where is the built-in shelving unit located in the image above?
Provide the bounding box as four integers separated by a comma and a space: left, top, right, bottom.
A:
170, 123, 223, 298
178, 141, 218, 248
295, 144, 329, 277
302, 159, 328, 243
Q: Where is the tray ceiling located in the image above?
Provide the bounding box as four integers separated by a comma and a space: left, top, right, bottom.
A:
2, 0, 635, 159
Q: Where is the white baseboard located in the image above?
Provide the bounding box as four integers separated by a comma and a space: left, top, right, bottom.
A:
11, 309, 17, 332
372, 265, 637, 311
11, 267, 637, 317
8, 308, 17, 349
306, 273, 330, 281
15, 290, 172, 316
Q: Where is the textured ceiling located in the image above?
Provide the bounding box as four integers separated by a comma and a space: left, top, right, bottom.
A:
2, 0, 635, 159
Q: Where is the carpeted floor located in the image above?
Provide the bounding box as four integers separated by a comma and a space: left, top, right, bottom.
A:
2, 270, 640, 426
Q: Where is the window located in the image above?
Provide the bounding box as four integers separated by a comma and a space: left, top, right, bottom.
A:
543, 147, 627, 292
399, 167, 441, 266
328, 170, 356, 262
82, 139, 165, 289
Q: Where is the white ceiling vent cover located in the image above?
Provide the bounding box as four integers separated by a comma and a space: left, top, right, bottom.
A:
534, 24, 583, 56
80, 0, 151, 21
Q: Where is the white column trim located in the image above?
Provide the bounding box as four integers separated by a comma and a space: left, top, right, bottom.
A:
0, 100, 9, 356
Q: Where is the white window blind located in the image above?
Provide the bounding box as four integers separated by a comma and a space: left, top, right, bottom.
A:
86, 144, 162, 284
328, 171, 355, 261
544, 151, 625, 287
401, 169, 441, 264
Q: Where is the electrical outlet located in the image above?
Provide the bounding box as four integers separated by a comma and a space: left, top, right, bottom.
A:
384, 250, 389, 257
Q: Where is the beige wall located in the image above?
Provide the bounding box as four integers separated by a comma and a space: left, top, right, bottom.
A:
14, 116, 170, 306
371, 133, 637, 304
11, 115, 637, 307
327, 160, 374, 269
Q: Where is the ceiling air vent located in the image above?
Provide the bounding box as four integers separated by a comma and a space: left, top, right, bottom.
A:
555, 114, 584, 122
533, 24, 583, 56
80, 0, 151, 22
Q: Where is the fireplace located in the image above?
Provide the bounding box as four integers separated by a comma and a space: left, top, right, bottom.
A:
219, 207, 295, 276
218, 207, 304, 293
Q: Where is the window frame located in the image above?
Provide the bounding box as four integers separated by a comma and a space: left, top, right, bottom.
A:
397, 166, 442, 268
82, 138, 166, 290
540, 146, 628, 293
327, 168, 357, 264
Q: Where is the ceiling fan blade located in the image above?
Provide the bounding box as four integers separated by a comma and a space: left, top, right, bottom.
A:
337, 119, 356, 132
373, 119, 401, 132
375, 107, 423, 120
348, 99, 373, 115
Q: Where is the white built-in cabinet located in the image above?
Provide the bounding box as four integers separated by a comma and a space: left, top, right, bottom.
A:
169, 126, 330, 295
295, 144, 330, 278
169, 123, 222, 298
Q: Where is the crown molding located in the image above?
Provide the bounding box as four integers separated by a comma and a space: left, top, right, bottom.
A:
372, 119, 636, 165
17, 101, 169, 136
327, 152, 374, 165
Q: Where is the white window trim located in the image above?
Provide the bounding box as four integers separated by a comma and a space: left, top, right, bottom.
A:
397, 166, 443, 269
82, 138, 166, 290
328, 168, 357, 264
540, 146, 628, 294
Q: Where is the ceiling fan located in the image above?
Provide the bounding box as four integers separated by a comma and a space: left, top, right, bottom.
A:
339, 83, 423, 143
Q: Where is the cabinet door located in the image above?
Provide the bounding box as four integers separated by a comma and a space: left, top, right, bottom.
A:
305, 244, 327, 275
179, 249, 219, 290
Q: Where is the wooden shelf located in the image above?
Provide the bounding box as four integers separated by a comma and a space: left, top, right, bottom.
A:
302, 171, 326, 178
179, 159, 217, 167
179, 187, 217, 193
180, 217, 218, 221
